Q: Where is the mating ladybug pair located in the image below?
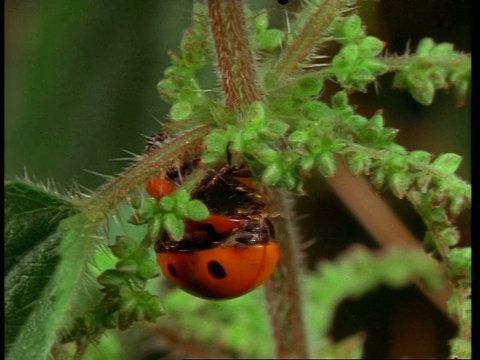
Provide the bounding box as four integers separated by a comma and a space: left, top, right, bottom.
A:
145, 135, 279, 300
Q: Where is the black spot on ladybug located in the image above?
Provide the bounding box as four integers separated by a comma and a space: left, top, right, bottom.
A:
167, 264, 177, 277
278, 0, 288, 4
207, 260, 227, 279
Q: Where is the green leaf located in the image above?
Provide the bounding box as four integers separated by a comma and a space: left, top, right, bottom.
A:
256, 147, 280, 164
205, 130, 229, 154
262, 120, 289, 139
346, 152, 371, 176
163, 213, 185, 241
412, 78, 435, 105
202, 150, 225, 165
430, 42, 455, 57
388, 172, 413, 199
5, 232, 62, 354
408, 150, 432, 165
186, 199, 210, 221
5, 181, 78, 273
303, 101, 333, 121
109, 236, 138, 259
415, 38, 435, 57
358, 36, 384, 58
331, 90, 349, 109
438, 228, 460, 247
317, 152, 337, 177
136, 260, 160, 280
255, 28, 284, 51
170, 101, 193, 121
301, 154, 316, 171
6, 214, 99, 360
176, 189, 191, 203
262, 163, 283, 186
339, 44, 359, 62
431, 153, 463, 174
159, 195, 175, 212
254, 9, 269, 32
362, 58, 388, 74
97, 269, 127, 287
448, 247, 471, 284
246, 101, 265, 123
5, 181, 78, 355
340, 14, 364, 43
116, 259, 138, 275
148, 213, 164, 241
297, 76, 323, 97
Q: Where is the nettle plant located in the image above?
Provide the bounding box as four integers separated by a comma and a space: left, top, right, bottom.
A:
5, 0, 471, 359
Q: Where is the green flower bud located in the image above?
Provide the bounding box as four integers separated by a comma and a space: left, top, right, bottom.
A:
170, 101, 193, 121
97, 269, 126, 288
137, 260, 160, 280
262, 163, 283, 186
110, 236, 138, 259
415, 38, 436, 57
164, 213, 185, 241
342, 14, 364, 43
358, 36, 384, 57
186, 199, 209, 221
116, 259, 138, 275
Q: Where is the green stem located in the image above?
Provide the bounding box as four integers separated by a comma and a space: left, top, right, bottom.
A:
343, 144, 470, 195
81, 125, 211, 222
274, 0, 350, 85
382, 53, 471, 71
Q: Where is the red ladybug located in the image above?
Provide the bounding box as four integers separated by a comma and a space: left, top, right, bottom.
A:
156, 217, 279, 300
145, 144, 279, 300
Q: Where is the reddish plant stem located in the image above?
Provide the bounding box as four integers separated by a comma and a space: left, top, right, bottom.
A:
265, 190, 308, 358
207, 0, 262, 111
274, 0, 331, 84
274, 0, 351, 85
82, 125, 210, 221
207, 0, 239, 110
224, 0, 262, 104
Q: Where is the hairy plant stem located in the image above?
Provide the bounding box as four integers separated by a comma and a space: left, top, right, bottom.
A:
382, 53, 471, 70
81, 125, 210, 222
265, 190, 309, 358
206, 3, 308, 355
207, 0, 261, 111
274, 0, 349, 85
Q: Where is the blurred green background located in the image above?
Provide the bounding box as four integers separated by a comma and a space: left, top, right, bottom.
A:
6, 0, 200, 189
5, 1, 470, 359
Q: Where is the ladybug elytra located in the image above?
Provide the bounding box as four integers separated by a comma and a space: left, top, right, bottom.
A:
145, 135, 279, 300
